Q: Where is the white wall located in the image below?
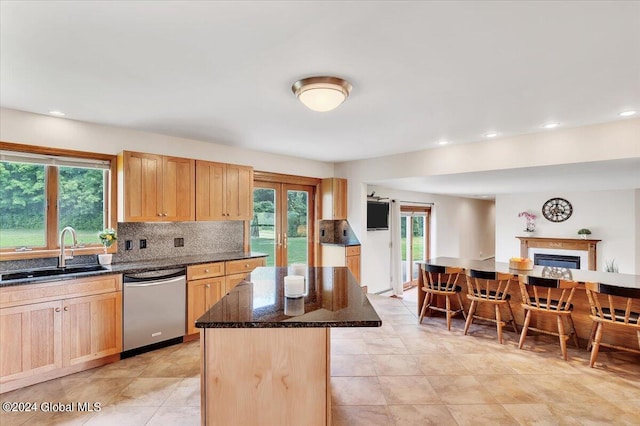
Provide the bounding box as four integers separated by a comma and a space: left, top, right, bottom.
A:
0, 108, 334, 178
495, 190, 637, 273
354, 186, 495, 294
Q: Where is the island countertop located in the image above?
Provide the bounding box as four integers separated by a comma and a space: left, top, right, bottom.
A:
195, 266, 382, 328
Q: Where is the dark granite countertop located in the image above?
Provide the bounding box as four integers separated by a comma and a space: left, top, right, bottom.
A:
195, 266, 381, 328
0, 251, 267, 287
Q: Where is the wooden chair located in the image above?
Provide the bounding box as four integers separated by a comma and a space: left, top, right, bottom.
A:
584, 282, 640, 367
419, 265, 466, 330
464, 269, 518, 344
517, 275, 580, 360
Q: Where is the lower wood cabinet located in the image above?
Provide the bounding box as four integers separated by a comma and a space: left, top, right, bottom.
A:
63, 291, 122, 367
186, 257, 266, 337
187, 277, 224, 336
0, 274, 122, 393
0, 300, 63, 383
321, 244, 361, 284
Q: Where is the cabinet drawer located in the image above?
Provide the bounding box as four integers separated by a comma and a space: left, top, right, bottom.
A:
346, 245, 361, 257
225, 258, 265, 275
187, 262, 225, 281
0, 275, 122, 309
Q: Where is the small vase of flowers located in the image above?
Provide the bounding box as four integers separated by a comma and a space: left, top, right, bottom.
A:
518, 211, 537, 233
97, 228, 117, 265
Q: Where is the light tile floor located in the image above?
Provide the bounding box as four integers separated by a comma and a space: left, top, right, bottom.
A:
2, 292, 639, 425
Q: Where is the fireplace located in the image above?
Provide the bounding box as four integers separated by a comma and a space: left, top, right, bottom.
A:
517, 237, 600, 270
534, 253, 580, 269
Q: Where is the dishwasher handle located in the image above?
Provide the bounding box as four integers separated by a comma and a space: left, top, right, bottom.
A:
123, 268, 185, 282
124, 275, 185, 288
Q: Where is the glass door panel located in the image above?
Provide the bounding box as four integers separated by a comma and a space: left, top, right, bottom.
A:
285, 189, 309, 267
400, 208, 430, 286
250, 185, 277, 267
252, 182, 315, 267
411, 215, 426, 281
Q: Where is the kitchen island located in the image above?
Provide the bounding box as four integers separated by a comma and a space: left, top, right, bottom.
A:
195, 266, 381, 426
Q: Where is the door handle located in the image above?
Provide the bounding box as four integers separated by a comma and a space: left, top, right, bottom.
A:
277, 233, 282, 247
283, 233, 287, 249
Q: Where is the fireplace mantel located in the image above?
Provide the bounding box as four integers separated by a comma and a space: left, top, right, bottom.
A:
516, 236, 601, 271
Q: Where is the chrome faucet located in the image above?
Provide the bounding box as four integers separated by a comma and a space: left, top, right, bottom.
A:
59, 226, 78, 268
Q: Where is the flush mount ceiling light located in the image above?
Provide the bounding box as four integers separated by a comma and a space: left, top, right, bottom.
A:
620, 110, 636, 117
49, 110, 65, 116
292, 76, 352, 112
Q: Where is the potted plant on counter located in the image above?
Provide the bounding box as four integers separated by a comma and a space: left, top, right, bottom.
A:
98, 228, 117, 265
577, 228, 592, 239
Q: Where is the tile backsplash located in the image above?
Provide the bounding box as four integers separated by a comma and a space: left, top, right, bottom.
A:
114, 221, 244, 262
0, 221, 244, 271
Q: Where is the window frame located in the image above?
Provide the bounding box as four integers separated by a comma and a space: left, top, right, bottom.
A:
0, 141, 118, 261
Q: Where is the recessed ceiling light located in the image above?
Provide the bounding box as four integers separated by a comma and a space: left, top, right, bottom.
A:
543, 122, 559, 129
481, 195, 489, 199
620, 110, 636, 117
438, 140, 449, 145
485, 132, 499, 138
49, 110, 65, 117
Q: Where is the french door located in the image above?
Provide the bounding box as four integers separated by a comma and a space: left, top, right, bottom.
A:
401, 206, 431, 286
250, 182, 315, 267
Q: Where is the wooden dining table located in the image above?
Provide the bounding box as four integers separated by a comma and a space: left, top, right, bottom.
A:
416, 257, 640, 348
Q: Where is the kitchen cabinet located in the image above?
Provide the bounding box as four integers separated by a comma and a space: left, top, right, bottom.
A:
187, 262, 225, 336
196, 160, 253, 221
63, 291, 122, 367
0, 274, 122, 392
0, 300, 63, 383
321, 244, 361, 284
118, 151, 195, 222
187, 276, 224, 336
186, 257, 266, 337
345, 245, 361, 283
321, 178, 348, 220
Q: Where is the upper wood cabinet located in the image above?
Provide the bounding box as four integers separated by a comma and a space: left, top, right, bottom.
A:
196, 160, 253, 221
321, 178, 348, 220
118, 151, 195, 222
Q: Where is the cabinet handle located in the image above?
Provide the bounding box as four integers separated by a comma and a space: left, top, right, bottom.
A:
64, 306, 69, 311
206, 284, 210, 288
163, 213, 168, 217
55, 307, 61, 312
204, 269, 209, 273
158, 213, 163, 216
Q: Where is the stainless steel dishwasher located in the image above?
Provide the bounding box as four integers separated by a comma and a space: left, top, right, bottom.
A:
123, 268, 186, 354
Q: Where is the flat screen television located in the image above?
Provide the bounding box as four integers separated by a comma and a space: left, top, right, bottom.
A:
367, 201, 389, 230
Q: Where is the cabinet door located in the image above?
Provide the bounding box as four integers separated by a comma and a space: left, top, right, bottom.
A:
321, 178, 348, 220
346, 255, 361, 283
0, 301, 63, 383
187, 277, 224, 335
225, 273, 248, 294
163, 156, 195, 221
226, 164, 254, 220
63, 292, 122, 367
123, 151, 163, 221
195, 160, 227, 220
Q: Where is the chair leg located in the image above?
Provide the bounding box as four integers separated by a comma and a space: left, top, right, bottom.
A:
518, 310, 532, 349
590, 322, 604, 367
464, 300, 477, 335
587, 321, 597, 351
567, 314, 580, 349
557, 315, 568, 361
445, 295, 452, 331
495, 304, 504, 344
505, 300, 519, 334
456, 292, 467, 319
419, 292, 430, 324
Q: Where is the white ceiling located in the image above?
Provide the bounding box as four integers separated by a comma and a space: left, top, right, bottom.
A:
1, 1, 639, 196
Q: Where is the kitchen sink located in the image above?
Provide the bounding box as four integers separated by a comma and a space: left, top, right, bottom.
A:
1, 265, 108, 281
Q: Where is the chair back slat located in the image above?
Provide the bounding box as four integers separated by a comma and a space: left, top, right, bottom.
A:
466, 269, 512, 301
423, 266, 462, 293
584, 281, 640, 328
518, 275, 578, 312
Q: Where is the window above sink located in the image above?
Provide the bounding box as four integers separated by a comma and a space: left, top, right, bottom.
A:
0, 142, 118, 261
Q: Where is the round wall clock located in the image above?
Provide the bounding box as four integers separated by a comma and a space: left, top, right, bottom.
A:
542, 197, 573, 222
